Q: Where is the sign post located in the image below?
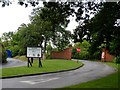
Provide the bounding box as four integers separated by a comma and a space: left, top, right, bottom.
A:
27, 47, 42, 67
76, 48, 81, 53
76, 48, 81, 63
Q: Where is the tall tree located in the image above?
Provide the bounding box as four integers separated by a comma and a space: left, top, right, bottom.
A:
30, 2, 74, 53
72, 1, 103, 43
84, 2, 120, 59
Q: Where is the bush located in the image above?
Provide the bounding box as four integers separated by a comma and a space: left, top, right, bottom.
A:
113, 56, 120, 64
0, 44, 7, 63
72, 52, 80, 59
46, 53, 52, 59
72, 40, 91, 60
2, 50, 7, 63
89, 50, 102, 60
79, 51, 90, 60
11, 45, 19, 57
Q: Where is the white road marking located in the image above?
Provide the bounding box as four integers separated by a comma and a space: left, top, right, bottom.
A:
20, 78, 59, 85
20, 81, 36, 85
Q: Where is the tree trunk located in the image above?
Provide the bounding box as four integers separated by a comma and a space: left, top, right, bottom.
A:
42, 37, 47, 60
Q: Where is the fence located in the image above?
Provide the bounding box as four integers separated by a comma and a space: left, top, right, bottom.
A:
51, 48, 72, 60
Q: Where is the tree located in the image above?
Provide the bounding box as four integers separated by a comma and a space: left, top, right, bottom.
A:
30, 2, 75, 58
0, 0, 41, 7
11, 23, 44, 55
83, 2, 120, 60
46, 42, 53, 59
1, 31, 14, 47
52, 29, 72, 51
0, 1, 107, 59
72, 1, 103, 43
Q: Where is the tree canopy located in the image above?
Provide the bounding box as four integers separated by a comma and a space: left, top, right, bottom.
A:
1, 1, 120, 62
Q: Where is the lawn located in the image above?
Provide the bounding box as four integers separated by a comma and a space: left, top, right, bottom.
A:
60, 62, 119, 88
1, 58, 83, 78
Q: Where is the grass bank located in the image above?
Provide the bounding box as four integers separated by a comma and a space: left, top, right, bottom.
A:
60, 62, 119, 88
1, 56, 83, 78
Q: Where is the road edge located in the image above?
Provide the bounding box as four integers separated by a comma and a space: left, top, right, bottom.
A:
1, 63, 84, 79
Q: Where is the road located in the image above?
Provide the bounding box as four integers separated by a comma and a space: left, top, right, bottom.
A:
1, 60, 116, 89
0, 58, 27, 68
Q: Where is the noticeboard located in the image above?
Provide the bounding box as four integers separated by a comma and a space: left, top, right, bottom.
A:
27, 47, 42, 58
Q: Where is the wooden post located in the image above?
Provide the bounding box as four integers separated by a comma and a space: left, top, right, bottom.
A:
31, 57, 33, 63
28, 57, 32, 67
28, 57, 29, 67
39, 58, 42, 67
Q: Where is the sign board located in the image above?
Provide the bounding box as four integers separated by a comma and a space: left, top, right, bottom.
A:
76, 48, 81, 52
27, 47, 42, 58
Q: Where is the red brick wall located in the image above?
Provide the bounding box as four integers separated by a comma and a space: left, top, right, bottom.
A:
101, 48, 114, 62
51, 48, 72, 60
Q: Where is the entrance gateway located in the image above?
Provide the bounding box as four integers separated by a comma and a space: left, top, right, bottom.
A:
27, 47, 42, 67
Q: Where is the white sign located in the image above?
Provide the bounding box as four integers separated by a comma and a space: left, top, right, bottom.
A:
27, 47, 42, 58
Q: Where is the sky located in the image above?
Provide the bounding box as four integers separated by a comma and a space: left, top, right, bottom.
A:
0, 1, 78, 38
0, 2, 33, 37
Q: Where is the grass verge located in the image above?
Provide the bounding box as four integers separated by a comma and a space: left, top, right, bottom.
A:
1, 56, 83, 78
59, 62, 119, 88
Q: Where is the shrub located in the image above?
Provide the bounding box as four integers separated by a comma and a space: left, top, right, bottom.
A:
0, 44, 7, 63
72, 40, 91, 60
46, 53, 52, 59
79, 51, 90, 60
2, 50, 7, 63
90, 50, 101, 60
113, 56, 120, 64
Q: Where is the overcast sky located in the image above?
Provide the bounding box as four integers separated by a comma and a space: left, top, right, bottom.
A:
0, 1, 35, 37
0, 1, 78, 38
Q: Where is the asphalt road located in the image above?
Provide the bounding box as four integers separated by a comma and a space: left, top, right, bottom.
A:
1, 60, 116, 89
0, 58, 27, 68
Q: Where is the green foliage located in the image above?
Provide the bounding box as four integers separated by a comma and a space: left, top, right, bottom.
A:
8, 45, 19, 57
0, 43, 7, 63
113, 56, 120, 64
87, 2, 120, 59
90, 50, 101, 60
2, 49, 7, 63
72, 40, 91, 60
52, 30, 72, 51
2, 1, 119, 59
30, 3, 73, 52
46, 43, 53, 59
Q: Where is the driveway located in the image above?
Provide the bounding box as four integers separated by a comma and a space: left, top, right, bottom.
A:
0, 58, 27, 68
1, 60, 116, 89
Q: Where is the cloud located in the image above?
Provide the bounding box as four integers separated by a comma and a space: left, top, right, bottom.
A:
0, 2, 34, 37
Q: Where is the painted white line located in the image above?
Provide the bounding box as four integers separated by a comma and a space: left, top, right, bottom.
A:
20, 81, 36, 85
20, 78, 59, 85
38, 78, 59, 83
